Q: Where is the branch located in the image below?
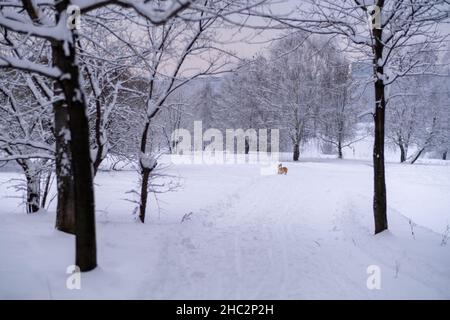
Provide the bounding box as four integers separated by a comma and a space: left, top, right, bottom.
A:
0, 56, 63, 78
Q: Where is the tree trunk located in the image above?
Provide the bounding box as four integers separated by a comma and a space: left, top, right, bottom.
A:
443, 151, 447, 160
399, 144, 406, 163
92, 91, 105, 176
41, 170, 52, 209
372, 10, 388, 235
245, 138, 250, 155
26, 172, 41, 213
139, 168, 150, 223
93, 149, 103, 176
138, 121, 158, 223
293, 143, 300, 161
338, 140, 343, 159
53, 2, 97, 272
138, 121, 152, 223
53, 90, 76, 234
410, 148, 425, 164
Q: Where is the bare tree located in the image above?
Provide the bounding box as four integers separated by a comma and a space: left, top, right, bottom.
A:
387, 74, 438, 163
216, 56, 277, 154
134, 8, 230, 223
318, 46, 361, 159
0, 69, 55, 213
269, 33, 330, 161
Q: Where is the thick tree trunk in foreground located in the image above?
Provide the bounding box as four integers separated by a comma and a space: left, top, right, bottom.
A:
293, 143, 300, 161
372, 12, 388, 234
53, 85, 76, 234
53, 2, 97, 271
373, 86, 388, 234
443, 151, 447, 161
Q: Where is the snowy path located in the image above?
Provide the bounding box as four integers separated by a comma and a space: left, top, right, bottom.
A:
0, 160, 449, 299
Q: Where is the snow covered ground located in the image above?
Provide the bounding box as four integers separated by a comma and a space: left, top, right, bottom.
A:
1, 154, 449, 300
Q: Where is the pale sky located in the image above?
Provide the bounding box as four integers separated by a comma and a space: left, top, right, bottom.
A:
179, 0, 450, 76
180, 0, 300, 75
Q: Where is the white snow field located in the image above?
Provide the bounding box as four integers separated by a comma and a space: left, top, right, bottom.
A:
0, 153, 450, 299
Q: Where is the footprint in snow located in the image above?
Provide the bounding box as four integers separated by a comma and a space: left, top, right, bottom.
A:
191, 271, 206, 279
181, 237, 196, 250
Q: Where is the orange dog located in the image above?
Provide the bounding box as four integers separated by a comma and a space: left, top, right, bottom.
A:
278, 163, 288, 175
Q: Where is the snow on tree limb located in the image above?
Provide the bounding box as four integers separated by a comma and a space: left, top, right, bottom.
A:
0, 56, 63, 78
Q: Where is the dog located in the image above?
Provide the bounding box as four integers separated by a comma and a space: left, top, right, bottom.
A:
278, 163, 288, 175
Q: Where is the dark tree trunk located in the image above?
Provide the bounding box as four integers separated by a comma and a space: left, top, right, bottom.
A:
26, 172, 41, 213
245, 138, 250, 155
293, 143, 300, 161
337, 118, 344, 159
139, 168, 150, 223
53, 1, 97, 272
92, 143, 104, 176
443, 151, 447, 161
399, 144, 406, 163
410, 148, 425, 164
138, 162, 158, 223
139, 122, 150, 223
41, 170, 52, 209
53, 88, 76, 234
138, 122, 157, 223
86, 63, 105, 177
372, 8, 388, 235
92, 123, 104, 177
